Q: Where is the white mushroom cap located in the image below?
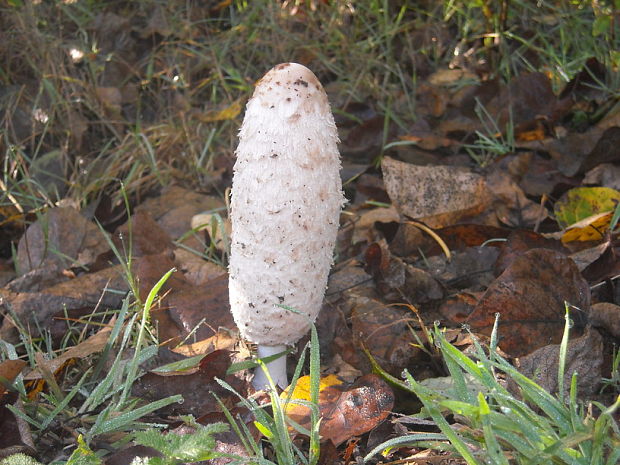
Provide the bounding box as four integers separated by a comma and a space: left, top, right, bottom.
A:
229, 63, 344, 346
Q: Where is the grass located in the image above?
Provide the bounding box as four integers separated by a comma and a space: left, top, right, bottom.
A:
365, 313, 620, 465
2, 0, 616, 220
1, 1, 619, 464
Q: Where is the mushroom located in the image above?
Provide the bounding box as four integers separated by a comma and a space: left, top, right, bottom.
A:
229, 63, 344, 389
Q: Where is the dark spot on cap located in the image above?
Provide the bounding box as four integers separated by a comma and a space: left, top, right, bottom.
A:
294, 79, 309, 87
275, 63, 291, 70
286, 97, 291, 102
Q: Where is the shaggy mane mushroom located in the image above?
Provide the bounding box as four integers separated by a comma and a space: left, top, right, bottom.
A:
229, 63, 344, 389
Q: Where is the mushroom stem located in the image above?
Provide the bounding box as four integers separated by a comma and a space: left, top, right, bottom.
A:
253, 344, 288, 390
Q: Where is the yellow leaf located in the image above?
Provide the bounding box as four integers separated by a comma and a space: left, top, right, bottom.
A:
281, 374, 342, 403
199, 100, 242, 123
561, 211, 613, 243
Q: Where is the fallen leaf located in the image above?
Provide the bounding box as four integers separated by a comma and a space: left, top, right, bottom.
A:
0, 265, 128, 343
382, 157, 489, 228
16, 207, 109, 275
173, 248, 227, 286
132, 350, 249, 417
0, 360, 27, 397
589, 302, 620, 339
135, 186, 224, 242
512, 327, 603, 399
95, 87, 122, 112
581, 126, 620, 172
190, 212, 231, 252
467, 248, 590, 357
113, 210, 175, 257
583, 163, 620, 190
582, 240, 620, 284
485, 157, 548, 228
561, 211, 614, 243
438, 292, 479, 324
569, 240, 609, 271
282, 374, 394, 446
484, 72, 568, 132
132, 253, 234, 345
352, 206, 400, 245
427, 68, 478, 87
172, 329, 246, 357
554, 186, 620, 229
24, 321, 114, 380
198, 100, 242, 123
342, 116, 395, 160
351, 296, 420, 375
494, 230, 569, 276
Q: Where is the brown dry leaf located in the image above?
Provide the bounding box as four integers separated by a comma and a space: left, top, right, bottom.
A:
583, 163, 620, 190
0, 360, 27, 397
427, 68, 478, 87
351, 296, 420, 375
103, 445, 162, 465
95, 86, 122, 116
172, 329, 245, 357
513, 327, 603, 399
438, 292, 480, 324
162, 275, 233, 345
516, 152, 573, 197
16, 207, 110, 275
342, 116, 394, 160
494, 230, 569, 276
582, 240, 620, 284
141, 5, 171, 37
517, 123, 612, 177
135, 186, 224, 246
283, 374, 394, 446
0, 264, 128, 343
416, 83, 449, 118
581, 126, 620, 173
131, 253, 234, 346
114, 210, 175, 257
569, 240, 609, 271
467, 248, 590, 357
132, 350, 248, 417
423, 224, 511, 258
425, 246, 499, 292
589, 302, 620, 339
365, 241, 443, 304
173, 248, 227, 286
382, 157, 489, 228
484, 72, 567, 132
24, 321, 114, 381
190, 212, 231, 252
198, 99, 243, 123
485, 157, 548, 228
352, 206, 399, 245
398, 133, 457, 152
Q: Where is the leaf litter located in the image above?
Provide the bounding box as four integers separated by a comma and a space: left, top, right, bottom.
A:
0, 2, 618, 464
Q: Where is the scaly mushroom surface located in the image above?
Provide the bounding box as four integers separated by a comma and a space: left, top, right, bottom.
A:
229, 63, 344, 388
